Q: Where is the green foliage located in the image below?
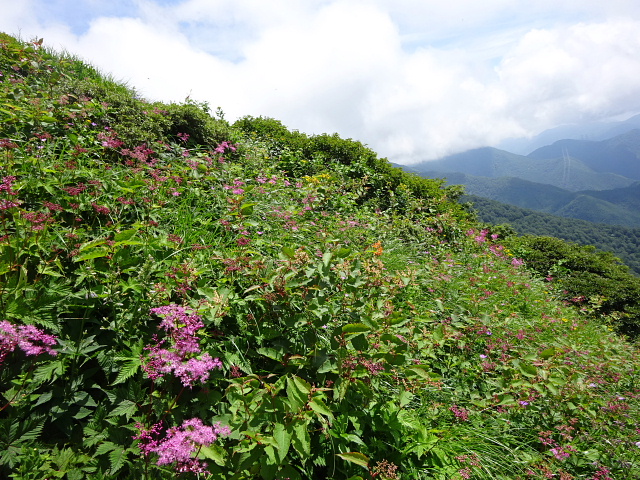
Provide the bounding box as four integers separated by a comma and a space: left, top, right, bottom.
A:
1, 33, 640, 480
467, 194, 640, 274
504, 234, 640, 336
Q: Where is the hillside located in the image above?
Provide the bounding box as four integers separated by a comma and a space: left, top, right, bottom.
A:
2, 34, 640, 480
415, 172, 640, 228
463, 195, 640, 275
528, 129, 640, 180
405, 147, 636, 192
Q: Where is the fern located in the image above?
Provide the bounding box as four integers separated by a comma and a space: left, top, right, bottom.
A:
111, 357, 141, 385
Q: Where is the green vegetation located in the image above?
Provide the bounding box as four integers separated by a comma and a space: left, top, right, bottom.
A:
2, 34, 640, 480
410, 171, 640, 228
466, 195, 640, 274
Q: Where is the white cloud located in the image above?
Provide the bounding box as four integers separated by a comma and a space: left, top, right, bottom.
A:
2, 0, 640, 162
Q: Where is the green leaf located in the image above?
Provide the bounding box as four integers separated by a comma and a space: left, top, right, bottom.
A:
342, 323, 370, 334
432, 324, 444, 343
108, 400, 137, 420
113, 229, 138, 242
399, 390, 414, 407
282, 246, 296, 259
309, 398, 334, 422
496, 394, 516, 406
518, 362, 538, 378
95, 441, 117, 456
291, 421, 311, 457
336, 452, 369, 470
109, 448, 127, 474
273, 422, 291, 462
240, 203, 256, 215
539, 347, 558, 359
34, 390, 53, 407
78, 238, 107, 251
405, 365, 434, 381
199, 444, 226, 466
75, 249, 109, 261
112, 358, 140, 385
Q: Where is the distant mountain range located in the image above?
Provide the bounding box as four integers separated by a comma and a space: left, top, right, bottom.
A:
398, 127, 640, 228
497, 113, 640, 154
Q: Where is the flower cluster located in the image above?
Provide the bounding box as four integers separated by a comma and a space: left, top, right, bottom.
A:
450, 404, 470, 422
0, 320, 57, 364
142, 305, 222, 387
0, 175, 21, 210
134, 418, 231, 473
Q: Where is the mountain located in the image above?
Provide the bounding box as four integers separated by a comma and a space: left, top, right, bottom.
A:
527, 129, 640, 180
400, 128, 640, 227
405, 146, 637, 192
497, 113, 640, 154
414, 171, 640, 227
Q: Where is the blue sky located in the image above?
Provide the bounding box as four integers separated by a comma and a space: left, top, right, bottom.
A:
3, 0, 640, 163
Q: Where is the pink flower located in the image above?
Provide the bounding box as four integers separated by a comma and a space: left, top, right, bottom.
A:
136, 418, 231, 473
511, 258, 524, 267
143, 305, 223, 386
173, 354, 223, 387
0, 320, 57, 363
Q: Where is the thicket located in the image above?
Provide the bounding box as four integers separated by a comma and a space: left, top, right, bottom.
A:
1, 34, 640, 480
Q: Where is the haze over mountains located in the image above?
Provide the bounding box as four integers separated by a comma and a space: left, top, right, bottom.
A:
400, 120, 640, 228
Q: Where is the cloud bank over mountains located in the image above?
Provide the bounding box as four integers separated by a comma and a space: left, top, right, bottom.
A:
3, 0, 640, 163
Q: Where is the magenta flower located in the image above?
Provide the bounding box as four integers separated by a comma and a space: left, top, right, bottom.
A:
173, 354, 223, 387
0, 320, 57, 364
151, 304, 203, 337
143, 305, 223, 386
135, 418, 231, 473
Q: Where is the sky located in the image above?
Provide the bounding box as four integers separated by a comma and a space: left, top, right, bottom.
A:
3, 0, 640, 163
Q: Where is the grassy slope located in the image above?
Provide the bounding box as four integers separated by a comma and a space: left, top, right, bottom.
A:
1, 34, 640, 480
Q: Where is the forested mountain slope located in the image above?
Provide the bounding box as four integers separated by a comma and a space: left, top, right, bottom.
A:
464, 194, 640, 275
528, 129, 640, 180
404, 147, 636, 191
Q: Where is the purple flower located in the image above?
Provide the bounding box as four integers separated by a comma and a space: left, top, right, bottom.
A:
1, 320, 57, 363
173, 354, 223, 387
143, 305, 223, 386
136, 418, 231, 473
151, 304, 203, 337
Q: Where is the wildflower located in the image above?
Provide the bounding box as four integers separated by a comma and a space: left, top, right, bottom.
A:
0, 199, 20, 210
150, 304, 203, 336
91, 203, 111, 215
450, 404, 469, 421
0, 320, 57, 364
173, 354, 223, 386
143, 305, 223, 386
63, 183, 87, 196
236, 237, 251, 246
0, 176, 18, 195
136, 418, 231, 474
